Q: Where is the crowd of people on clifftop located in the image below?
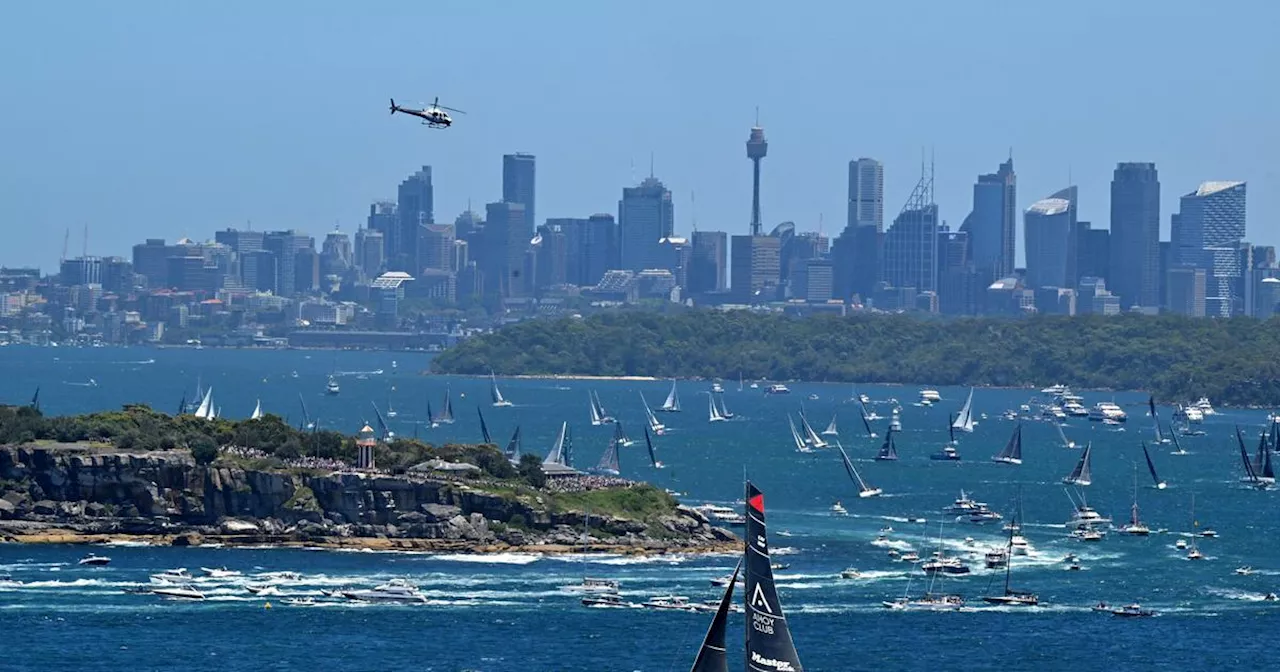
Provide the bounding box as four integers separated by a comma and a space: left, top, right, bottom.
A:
543, 475, 635, 493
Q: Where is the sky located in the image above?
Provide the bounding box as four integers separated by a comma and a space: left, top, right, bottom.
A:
2, 0, 1277, 270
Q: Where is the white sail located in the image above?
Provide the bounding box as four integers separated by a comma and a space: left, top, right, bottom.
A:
659, 381, 681, 412
822, 412, 839, 437
709, 394, 726, 422
640, 393, 664, 433
544, 422, 569, 466
800, 411, 827, 448
952, 388, 976, 432
250, 399, 262, 420
1056, 422, 1075, 449
194, 388, 213, 420
490, 372, 512, 407
716, 394, 733, 419
788, 415, 811, 453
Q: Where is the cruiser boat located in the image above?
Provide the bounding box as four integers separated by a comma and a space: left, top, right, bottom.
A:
325, 375, 340, 395
642, 595, 704, 612
1192, 397, 1216, 416
696, 504, 746, 527
564, 577, 620, 594
152, 585, 206, 600
581, 592, 632, 609
150, 568, 193, 583
882, 592, 965, 611
710, 382, 724, 394
1088, 401, 1127, 422
78, 553, 111, 566
200, 566, 240, 578
921, 556, 971, 576
918, 389, 941, 405
1235, 566, 1255, 576
765, 384, 791, 395
710, 574, 744, 588
1041, 384, 1069, 395
342, 579, 428, 603
1111, 603, 1155, 618
944, 491, 994, 517
830, 500, 848, 516
889, 409, 902, 432
1173, 403, 1204, 425
931, 444, 960, 461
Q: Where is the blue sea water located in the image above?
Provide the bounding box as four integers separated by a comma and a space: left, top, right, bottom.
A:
1, 346, 1279, 671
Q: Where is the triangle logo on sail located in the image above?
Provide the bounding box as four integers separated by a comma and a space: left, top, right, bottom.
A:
748, 494, 764, 514
750, 582, 774, 615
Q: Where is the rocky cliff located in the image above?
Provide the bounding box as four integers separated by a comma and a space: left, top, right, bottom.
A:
0, 444, 735, 553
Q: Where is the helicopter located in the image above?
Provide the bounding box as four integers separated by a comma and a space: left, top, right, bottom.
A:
389, 97, 465, 129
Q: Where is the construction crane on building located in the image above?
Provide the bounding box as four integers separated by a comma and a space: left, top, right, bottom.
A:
60, 228, 69, 264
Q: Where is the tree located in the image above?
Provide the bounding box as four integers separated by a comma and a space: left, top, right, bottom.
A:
518, 453, 546, 489
188, 434, 218, 465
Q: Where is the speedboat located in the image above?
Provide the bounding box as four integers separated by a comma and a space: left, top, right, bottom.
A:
919, 389, 942, 404
1091, 602, 1112, 613
710, 382, 724, 394
710, 574, 744, 588
1265, 593, 1279, 602
839, 568, 861, 580
1192, 397, 1216, 416
830, 501, 848, 516
282, 597, 316, 606
342, 579, 428, 603
921, 557, 971, 576
1200, 529, 1218, 538
246, 584, 282, 596
642, 595, 700, 612
1111, 603, 1155, 618
200, 566, 240, 578
930, 445, 960, 461
150, 568, 193, 583
1175, 539, 1188, 550
152, 585, 205, 600
563, 577, 619, 593
900, 551, 921, 563
1235, 566, 1255, 576
78, 554, 111, 567
764, 384, 791, 395
582, 592, 632, 609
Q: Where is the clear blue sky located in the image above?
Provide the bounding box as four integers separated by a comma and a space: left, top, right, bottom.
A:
3, 0, 1276, 270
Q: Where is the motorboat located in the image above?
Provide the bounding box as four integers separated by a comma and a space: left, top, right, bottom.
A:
1067, 561, 1083, 571
341, 579, 428, 603
882, 593, 965, 611
771, 563, 790, 571
259, 571, 302, 581
1111, 603, 1155, 618
78, 554, 111, 567
710, 574, 744, 588
1088, 401, 1127, 422
643, 595, 703, 612
930, 444, 960, 461
1010, 533, 1030, 554
563, 577, 620, 593
921, 557, 971, 576
1265, 593, 1279, 602
1192, 397, 1216, 416
1066, 504, 1110, 529
696, 504, 746, 527
1235, 566, 1255, 576
152, 585, 206, 600
830, 500, 848, 516
581, 592, 633, 609
150, 568, 193, 583
200, 566, 240, 578
282, 597, 316, 606
889, 410, 902, 432
1175, 539, 1188, 550
985, 549, 1009, 569
1041, 384, 1068, 395
965, 510, 1004, 524
919, 389, 941, 405
1091, 602, 1112, 613
899, 551, 921, 563
325, 375, 341, 395
710, 382, 724, 394
764, 384, 791, 395
839, 568, 862, 580
246, 584, 282, 596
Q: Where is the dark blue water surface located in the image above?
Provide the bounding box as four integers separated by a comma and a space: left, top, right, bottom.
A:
1, 346, 1278, 671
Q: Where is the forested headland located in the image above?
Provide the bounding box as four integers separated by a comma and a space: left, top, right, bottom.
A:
432, 311, 1280, 406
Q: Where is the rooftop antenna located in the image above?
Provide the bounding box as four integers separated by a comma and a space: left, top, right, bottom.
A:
818, 213, 824, 237
691, 191, 698, 232
82, 223, 88, 258
755, 106, 759, 126
60, 228, 69, 264
649, 151, 655, 179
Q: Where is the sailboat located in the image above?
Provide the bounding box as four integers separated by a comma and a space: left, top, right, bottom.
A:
588, 391, 615, 425
1169, 426, 1188, 455
738, 372, 744, 393
613, 421, 636, 447
297, 392, 315, 430
590, 437, 621, 476
249, 399, 263, 421
490, 372, 513, 407
838, 442, 881, 497
859, 405, 877, 439
787, 415, 812, 453
982, 517, 1039, 606
193, 387, 214, 420
426, 400, 438, 428
991, 423, 1023, 465
504, 426, 522, 462
477, 407, 493, 444
716, 393, 734, 419
385, 398, 397, 418
658, 380, 682, 413
371, 402, 395, 441
543, 422, 575, 470
1186, 494, 1205, 561
1056, 422, 1076, 449
1141, 441, 1168, 489
1062, 442, 1093, 486
821, 412, 839, 437
1148, 395, 1169, 444
687, 483, 804, 672
640, 393, 665, 435
433, 387, 455, 424
1121, 466, 1151, 535
708, 394, 727, 423
952, 388, 977, 433
644, 427, 664, 469
1237, 426, 1267, 488
798, 411, 827, 448
875, 428, 899, 461
1252, 430, 1275, 485
931, 414, 961, 461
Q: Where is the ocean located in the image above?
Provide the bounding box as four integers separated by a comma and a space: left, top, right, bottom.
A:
1, 345, 1278, 671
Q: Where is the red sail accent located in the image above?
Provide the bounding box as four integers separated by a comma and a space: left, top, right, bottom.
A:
748, 493, 764, 514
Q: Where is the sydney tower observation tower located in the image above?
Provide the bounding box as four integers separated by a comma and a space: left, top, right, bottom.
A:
746, 122, 768, 236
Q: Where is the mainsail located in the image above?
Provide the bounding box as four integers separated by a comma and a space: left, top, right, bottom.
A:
1062, 442, 1093, 486
505, 425, 522, 461
250, 399, 263, 421
297, 392, 313, 430
838, 442, 880, 497
30, 386, 40, 412
689, 561, 740, 672
644, 427, 662, 468
490, 372, 512, 407
613, 420, 633, 446
477, 407, 493, 444
437, 387, 455, 424
371, 402, 393, 440
589, 391, 614, 425
992, 423, 1023, 465
593, 438, 621, 475
822, 412, 838, 437
1149, 395, 1164, 443
194, 388, 214, 420
717, 394, 734, 419
659, 381, 682, 413
952, 388, 976, 433
798, 411, 826, 448
788, 415, 810, 453
1141, 441, 1167, 488
709, 394, 726, 422
544, 422, 570, 467
1237, 426, 1262, 485
744, 482, 804, 672
641, 393, 665, 434
875, 429, 898, 461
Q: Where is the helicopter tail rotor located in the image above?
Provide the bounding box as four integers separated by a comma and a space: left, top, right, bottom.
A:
389, 98, 397, 114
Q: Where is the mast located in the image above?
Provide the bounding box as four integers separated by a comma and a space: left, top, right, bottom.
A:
743, 481, 804, 672
477, 407, 492, 444
505, 426, 522, 460
644, 427, 658, 467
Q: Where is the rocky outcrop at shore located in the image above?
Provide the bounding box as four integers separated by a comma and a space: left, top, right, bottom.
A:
0, 444, 736, 553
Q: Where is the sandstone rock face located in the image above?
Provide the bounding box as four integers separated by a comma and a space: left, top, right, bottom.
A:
0, 445, 735, 549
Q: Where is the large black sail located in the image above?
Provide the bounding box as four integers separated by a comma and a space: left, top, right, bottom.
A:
744, 481, 803, 672
689, 561, 740, 672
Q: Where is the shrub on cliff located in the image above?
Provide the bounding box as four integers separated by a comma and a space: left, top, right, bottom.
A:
187, 434, 218, 465
517, 454, 546, 488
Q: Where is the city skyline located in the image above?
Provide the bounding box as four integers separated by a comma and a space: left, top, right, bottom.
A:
2, 2, 1277, 270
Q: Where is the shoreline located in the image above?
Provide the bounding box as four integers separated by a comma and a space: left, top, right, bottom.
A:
0, 527, 738, 556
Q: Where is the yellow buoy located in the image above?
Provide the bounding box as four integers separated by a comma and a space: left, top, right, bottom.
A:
264, 601, 272, 609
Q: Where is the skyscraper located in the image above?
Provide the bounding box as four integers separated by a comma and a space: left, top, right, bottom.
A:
396, 167, 433, 271
746, 124, 768, 236
1024, 190, 1076, 289
354, 227, 384, 276
846, 158, 884, 232
418, 223, 456, 273
483, 201, 529, 297
503, 154, 536, 231
689, 231, 728, 294
881, 165, 939, 293
961, 158, 1016, 281
1109, 162, 1161, 310
618, 177, 675, 272
1172, 181, 1246, 265
730, 235, 780, 302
